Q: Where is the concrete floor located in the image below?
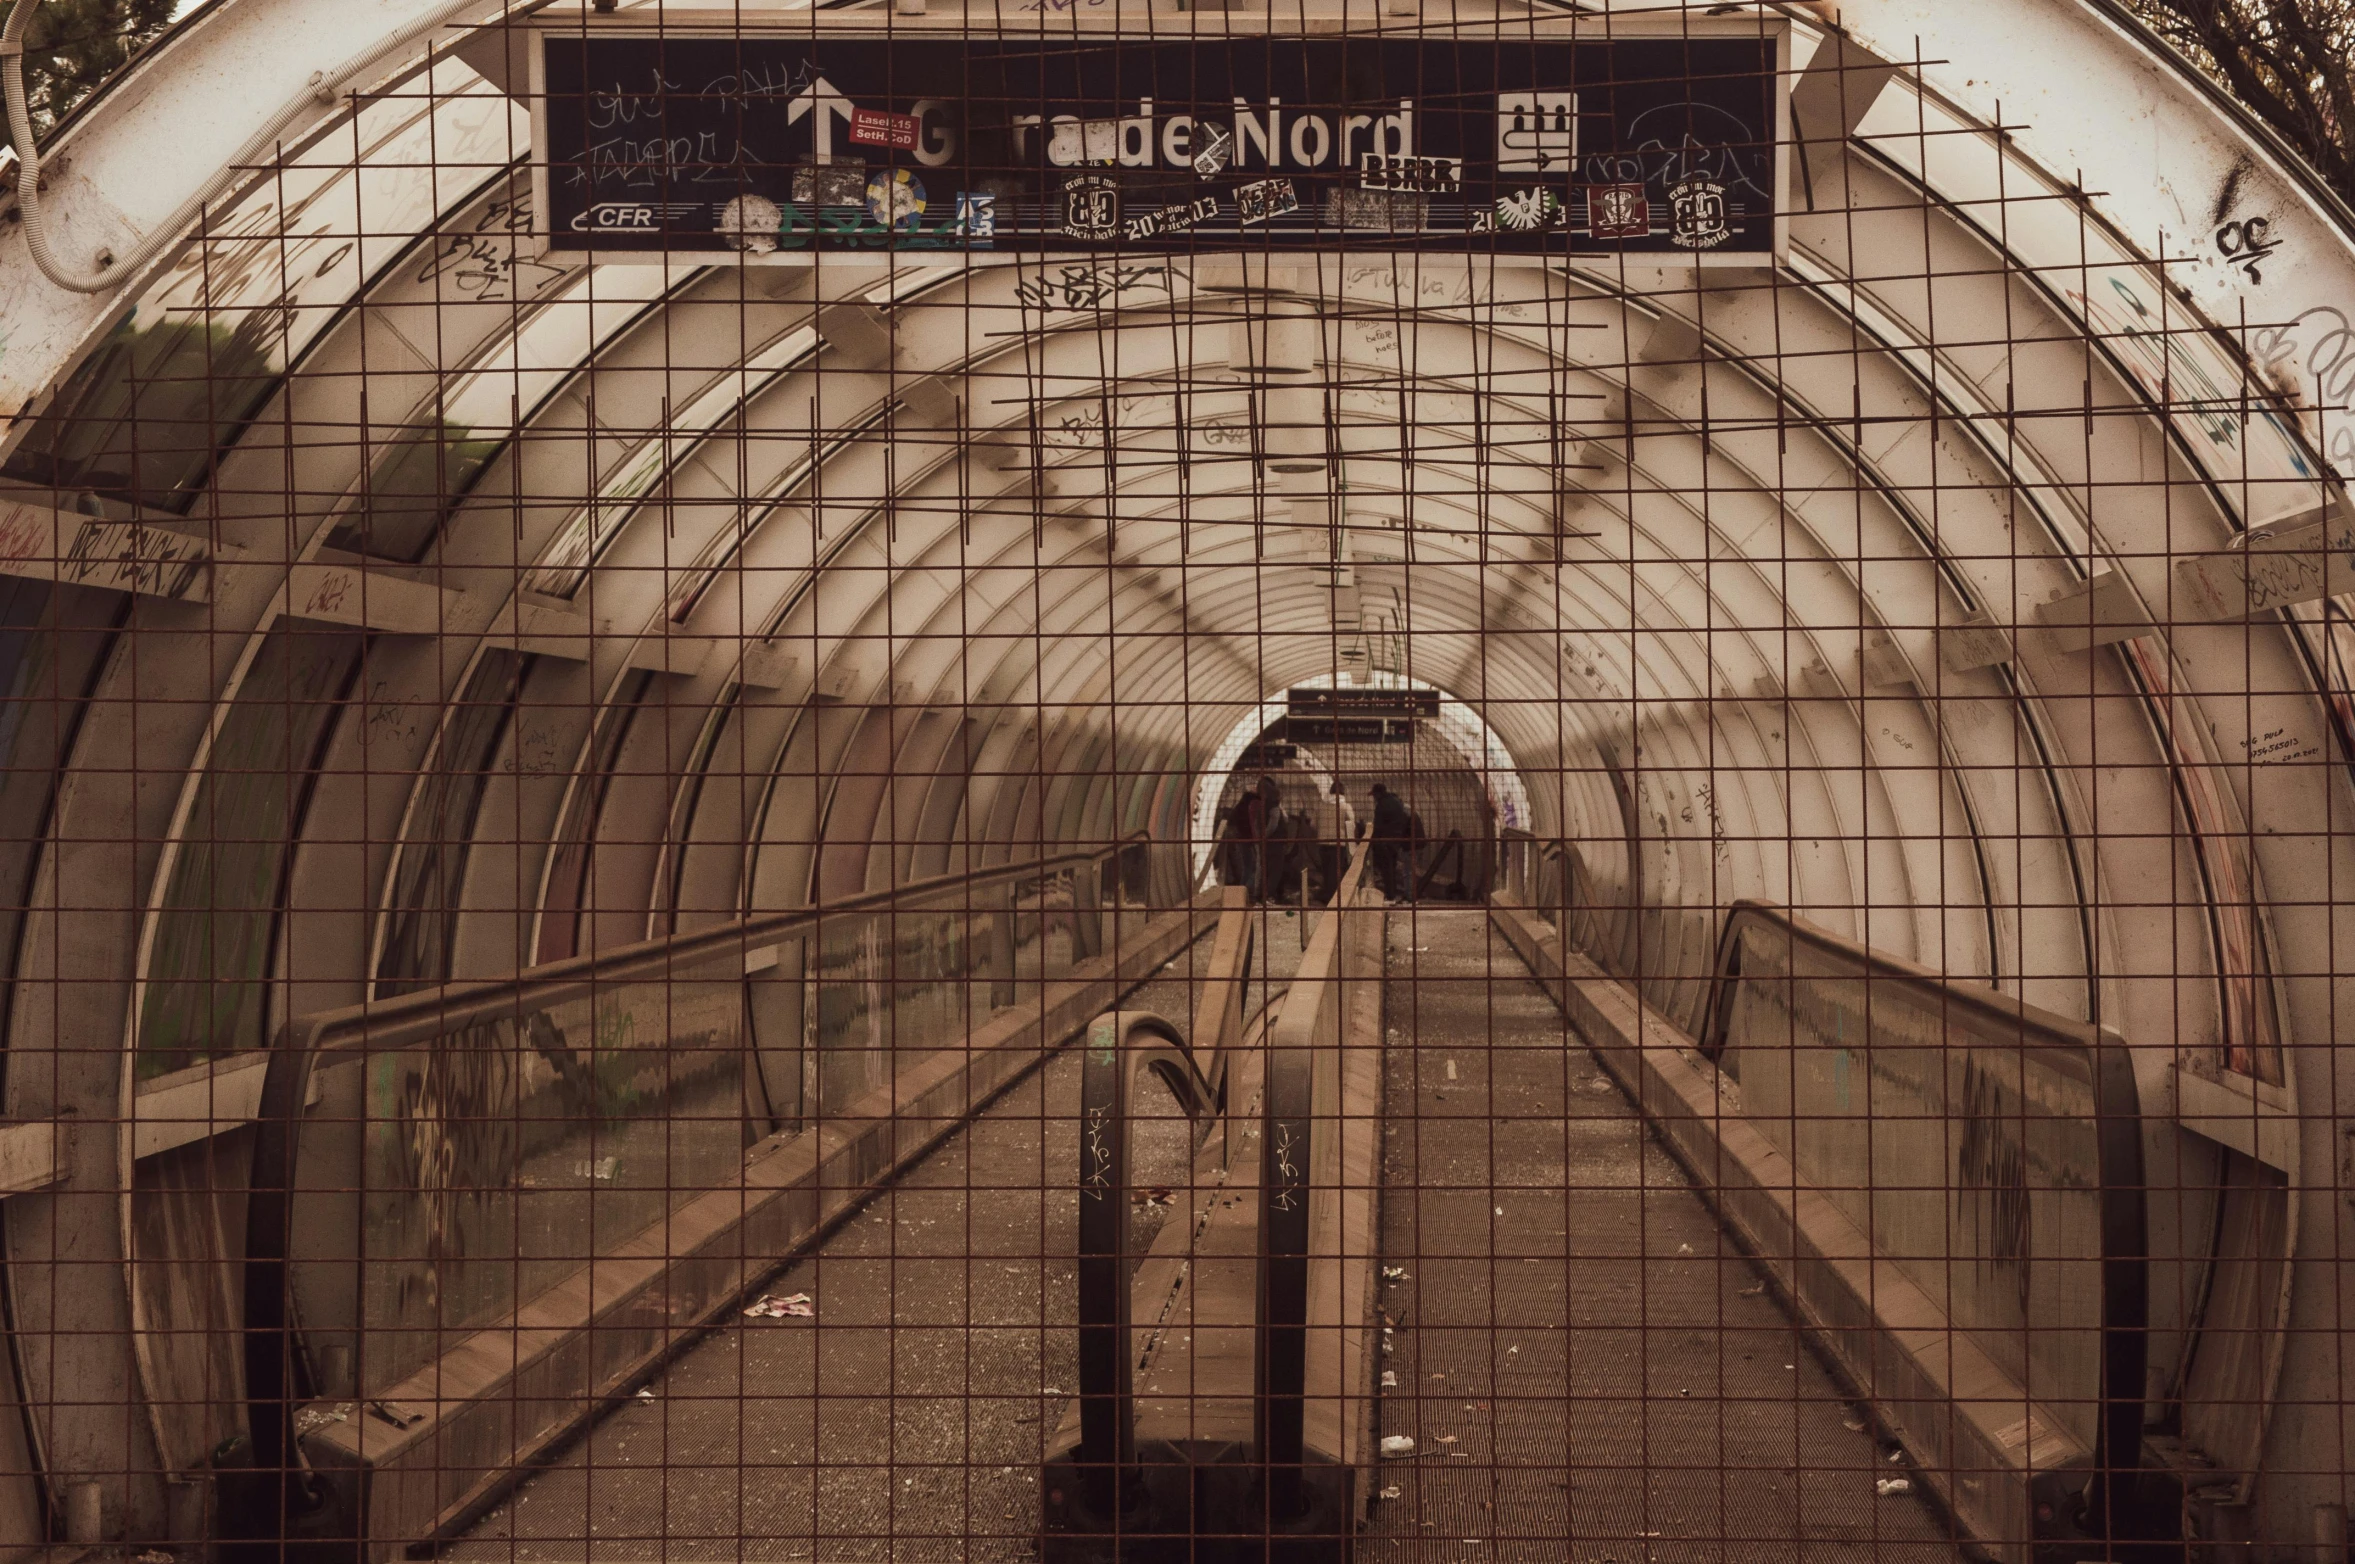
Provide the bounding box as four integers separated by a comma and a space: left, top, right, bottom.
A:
1358, 907, 1962, 1564
449, 904, 1962, 1562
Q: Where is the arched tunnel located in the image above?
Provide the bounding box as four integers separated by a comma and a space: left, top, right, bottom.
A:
0, 0, 2351, 1557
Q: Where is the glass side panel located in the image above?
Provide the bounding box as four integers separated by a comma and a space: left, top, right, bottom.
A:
325, 267, 676, 561
534, 670, 656, 966
319, 968, 750, 1398
0, 580, 119, 1029
374, 649, 527, 996
1721, 922, 2108, 1450
3, 70, 525, 512
524, 326, 821, 599
136, 626, 365, 1078
285, 855, 1118, 1401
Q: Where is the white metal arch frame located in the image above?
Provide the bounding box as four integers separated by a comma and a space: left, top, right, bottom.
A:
0, 0, 2353, 1552
407, 149, 2348, 1556
520, 237, 2298, 1488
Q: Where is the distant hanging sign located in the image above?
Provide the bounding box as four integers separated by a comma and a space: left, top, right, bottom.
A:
1276, 715, 1419, 746
533, 25, 1785, 261
1288, 686, 1442, 721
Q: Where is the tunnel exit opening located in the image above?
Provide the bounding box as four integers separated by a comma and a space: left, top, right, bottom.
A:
1191, 674, 1530, 905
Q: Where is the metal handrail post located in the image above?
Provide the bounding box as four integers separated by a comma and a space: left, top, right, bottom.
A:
1255, 838, 1370, 1520
1074, 1011, 1214, 1517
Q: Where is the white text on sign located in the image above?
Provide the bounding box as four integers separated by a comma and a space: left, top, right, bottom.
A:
1358, 153, 1462, 194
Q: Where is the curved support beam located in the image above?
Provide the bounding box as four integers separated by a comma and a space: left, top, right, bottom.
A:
0, 0, 509, 427
1831, 1, 2355, 476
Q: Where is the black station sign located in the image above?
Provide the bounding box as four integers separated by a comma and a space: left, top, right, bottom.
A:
534, 30, 1784, 258
1289, 686, 1442, 720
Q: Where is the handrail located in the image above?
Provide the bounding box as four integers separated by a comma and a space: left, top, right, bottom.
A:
242, 833, 1161, 1498
1072, 1011, 1215, 1514
1700, 899, 2149, 1536
275, 833, 1146, 1060
1496, 830, 1555, 913
1257, 833, 1372, 1518
1041, 846, 1382, 1553
1697, 896, 2106, 1062
1189, 887, 1256, 1131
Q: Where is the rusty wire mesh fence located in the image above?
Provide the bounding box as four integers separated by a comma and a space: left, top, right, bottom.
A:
0, 2, 2345, 1561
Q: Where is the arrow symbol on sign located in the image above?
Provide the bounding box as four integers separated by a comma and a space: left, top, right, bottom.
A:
788, 76, 857, 162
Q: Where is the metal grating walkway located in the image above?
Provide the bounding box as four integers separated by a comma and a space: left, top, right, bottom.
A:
1359, 909, 1964, 1564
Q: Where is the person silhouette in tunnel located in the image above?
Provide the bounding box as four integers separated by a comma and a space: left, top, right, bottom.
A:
1231, 774, 1281, 901
1369, 781, 1414, 903
1321, 779, 1355, 900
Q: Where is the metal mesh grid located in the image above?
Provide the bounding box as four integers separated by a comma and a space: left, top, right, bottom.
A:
0, 1, 2346, 1559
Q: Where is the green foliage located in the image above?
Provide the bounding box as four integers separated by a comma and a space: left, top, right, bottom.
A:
1, 0, 176, 145
2122, 0, 2355, 204
0, 310, 279, 510
332, 424, 509, 562
135, 627, 365, 1079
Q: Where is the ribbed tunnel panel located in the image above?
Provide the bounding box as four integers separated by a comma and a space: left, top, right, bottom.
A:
0, 0, 2349, 1557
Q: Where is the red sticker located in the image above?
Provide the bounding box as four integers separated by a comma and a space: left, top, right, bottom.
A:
848, 109, 920, 150
1586, 183, 1651, 240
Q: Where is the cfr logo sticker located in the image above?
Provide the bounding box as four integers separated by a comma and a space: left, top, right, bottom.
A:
569, 202, 699, 233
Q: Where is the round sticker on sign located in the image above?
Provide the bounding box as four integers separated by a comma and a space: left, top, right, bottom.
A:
1061, 176, 1121, 241
1668, 178, 1732, 249
867, 169, 929, 231
720, 195, 784, 254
